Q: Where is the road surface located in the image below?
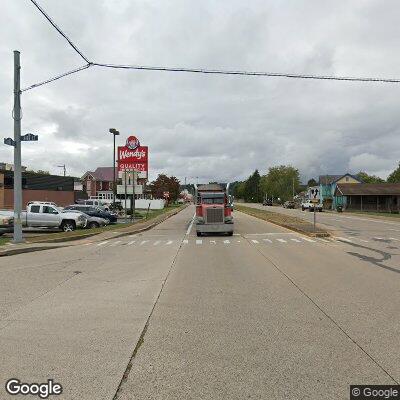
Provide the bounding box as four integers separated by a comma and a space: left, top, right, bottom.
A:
0, 205, 399, 399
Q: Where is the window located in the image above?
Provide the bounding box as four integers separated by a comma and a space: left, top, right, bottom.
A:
201, 197, 224, 204
30, 205, 40, 213
43, 206, 58, 214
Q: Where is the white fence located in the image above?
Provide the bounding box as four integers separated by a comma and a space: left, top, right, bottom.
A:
120, 199, 165, 210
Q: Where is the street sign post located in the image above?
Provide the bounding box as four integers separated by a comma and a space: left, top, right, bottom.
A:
310, 188, 320, 233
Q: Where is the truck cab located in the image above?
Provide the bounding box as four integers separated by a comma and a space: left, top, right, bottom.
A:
195, 183, 234, 236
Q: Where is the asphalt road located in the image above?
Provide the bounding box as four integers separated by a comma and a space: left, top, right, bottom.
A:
1, 205, 399, 399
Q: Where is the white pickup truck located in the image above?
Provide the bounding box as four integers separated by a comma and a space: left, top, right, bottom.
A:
301, 201, 323, 212
0, 203, 87, 232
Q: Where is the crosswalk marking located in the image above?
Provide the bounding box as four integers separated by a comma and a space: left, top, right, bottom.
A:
335, 237, 353, 243
389, 237, 400, 241
182, 239, 189, 244
139, 240, 148, 246
373, 237, 384, 240
97, 241, 108, 246
263, 239, 272, 243
210, 240, 216, 244
196, 239, 202, 245
276, 239, 287, 243
290, 238, 301, 243
128, 240, 136, 245
153, 241, 161, 246
110, 240, 121, 247
223, 240, 230, 244
166, 240, 173, 245
318, 238, 330, 243
302, 238, 316, 243
251, 240, 259, 244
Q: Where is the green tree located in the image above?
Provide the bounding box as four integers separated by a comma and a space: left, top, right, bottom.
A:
356, 171, 384, 183
260, 165, 300, 202
232, 181, 246, 200
244, 170, 262, 202
307, 178, 318, 187
387, 163, 400, 183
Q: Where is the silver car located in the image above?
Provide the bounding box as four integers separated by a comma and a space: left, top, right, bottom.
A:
62, 210, 108, 229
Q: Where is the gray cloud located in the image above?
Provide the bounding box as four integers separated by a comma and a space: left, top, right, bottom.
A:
1, 0, 400, 183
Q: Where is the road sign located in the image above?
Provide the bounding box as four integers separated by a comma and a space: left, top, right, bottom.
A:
4, 138, 15, 147
20, 133, 38, 141
310, 188, 319, 199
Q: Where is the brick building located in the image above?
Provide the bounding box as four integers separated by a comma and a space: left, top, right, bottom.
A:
81, 167, 117, 201
0, 170, 75, 209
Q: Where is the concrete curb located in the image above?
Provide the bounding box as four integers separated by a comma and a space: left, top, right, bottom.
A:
0, 205, 187, 257
236, 209, 330, 238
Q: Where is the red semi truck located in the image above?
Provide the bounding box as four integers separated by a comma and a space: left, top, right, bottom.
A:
194, 183, 234, 236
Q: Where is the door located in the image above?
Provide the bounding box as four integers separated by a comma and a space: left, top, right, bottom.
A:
27, 204, 42, 227
41, 206, 60, 227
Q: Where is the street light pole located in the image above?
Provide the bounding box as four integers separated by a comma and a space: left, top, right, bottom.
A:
109, 128, 120, 207
13, 51, 23, 243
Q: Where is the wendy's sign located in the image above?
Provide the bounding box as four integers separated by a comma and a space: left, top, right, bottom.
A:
117, 136, 148, 173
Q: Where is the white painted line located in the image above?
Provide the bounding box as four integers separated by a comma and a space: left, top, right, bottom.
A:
358, 239, 369, 243
182, 239, 189, 244
246, 233, 295, 236
128, 240, 136, 245
263, 239, 272, 243
97, 241, 108, 246
210, 240, 216, 244
166, 240, 173, 245
186, 214, 195, 235
129, 235, 136, 238
251, 239, 259, 244
277, 239, 287, 243
302, 238, 316, 243
237, 240, 241, 243
223, 240, 230, 244
335, 237, 353, 243
290, 238, 301, 243
373, 237, 384, 240
84, 242, 92, 246
153, 241, 161, 246
139, 240, 149, 246
110, 240, 122, 247
389, 237, 400, 241
318, 238, 330, 243
196, 239, 202, 245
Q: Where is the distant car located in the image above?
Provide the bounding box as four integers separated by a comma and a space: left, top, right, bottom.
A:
62, 210, 108, 229
301, 201, 323, 212
64, 205, 118, 223
262, 199, 273, 206
283, 201, 295, 209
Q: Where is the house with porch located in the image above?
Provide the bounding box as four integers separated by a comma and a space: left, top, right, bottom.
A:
81, 167, 117, 201
335, 183, 400, 213
318, 174, 362, 209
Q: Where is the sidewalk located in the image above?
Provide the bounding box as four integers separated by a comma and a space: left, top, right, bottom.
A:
0, 205, 187, 257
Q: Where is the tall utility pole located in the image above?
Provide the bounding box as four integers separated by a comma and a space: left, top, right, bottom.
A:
109, 128, 120, 207
57, 164, 66, 176
13, 51, 23, 243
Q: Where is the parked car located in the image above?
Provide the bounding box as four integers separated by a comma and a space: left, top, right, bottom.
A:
62, 210, 108, 229
283, 201, 295, 209
0, 214, 14, 236
301, 201, 323, 212
0, 204, 87, 231
82, 199, 112, 211
262, 199, 273, 206
64, 205, 118, 223
27, 201, 58, 207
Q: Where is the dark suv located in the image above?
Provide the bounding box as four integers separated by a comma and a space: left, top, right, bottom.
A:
64, 205, 118, 223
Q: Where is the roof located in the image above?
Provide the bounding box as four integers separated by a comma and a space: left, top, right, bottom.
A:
319, 173, 361, 185
82, 167, 118, 182
335, 183, 400, 196
197, 184, 224, 192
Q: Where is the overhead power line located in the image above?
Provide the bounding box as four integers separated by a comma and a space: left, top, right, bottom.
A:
92, 62, 400, 83
29, 0, 90, 64
23, 0, 400, 92
21, 63, 92, 92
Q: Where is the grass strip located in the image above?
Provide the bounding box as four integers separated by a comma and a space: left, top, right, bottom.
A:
235, 204, 330, 237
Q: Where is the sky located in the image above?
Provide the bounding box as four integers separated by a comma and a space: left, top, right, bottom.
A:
1, 0, 400, 184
